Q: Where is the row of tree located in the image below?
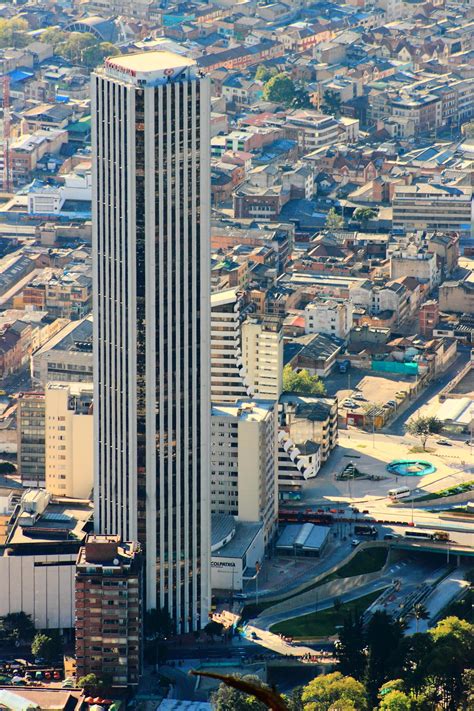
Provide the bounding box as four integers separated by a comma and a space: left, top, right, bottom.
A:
41, 27, 120, 69
0, 18, 29, 49
0, 611, 63, 663
254, 65, 343, 115
211, 614, 473, 710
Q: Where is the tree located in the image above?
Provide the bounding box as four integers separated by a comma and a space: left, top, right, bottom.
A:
0, 612, 35, 643
40, 27, 68, 49
81, 41, 120, 69
325, 207, 344, 230
378, 690, 411, 711
211, 674, 273, 711
364, 612, 405, 704
282, 365, 326, 395
335, 612, 366, 680
263, 73, 296, 106
77, 672, 112, 693
204, 620, 225, 638
255, 65, 277, 82
412, 603, 429, 634
353, 207, 378, 228
53, 31, 121, 68
0, 18, 29, 49
405, 416, 442, 451
144, 607, 174, 640
291, 85, 312, 109
301, 672, 368, 711
31, 632, 62, 663
398, 633, 434, 695
321, 89, 341, 117
428, 617, 474, 710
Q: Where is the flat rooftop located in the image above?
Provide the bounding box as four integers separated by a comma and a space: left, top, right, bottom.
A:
108, 50, 196, 73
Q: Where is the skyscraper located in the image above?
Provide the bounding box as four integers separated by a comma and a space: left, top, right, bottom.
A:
92, 51, 211, 632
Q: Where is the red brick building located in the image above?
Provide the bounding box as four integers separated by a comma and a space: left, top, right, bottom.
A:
75, 535, 142, 688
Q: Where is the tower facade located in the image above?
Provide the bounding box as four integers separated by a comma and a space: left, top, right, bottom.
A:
92, 51, 211, 631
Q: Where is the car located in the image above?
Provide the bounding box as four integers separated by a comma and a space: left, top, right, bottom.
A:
343, 400, 357, 408
353, 393, 365, 401
62, 679, 75, 689
386, 400, 397, 407
436, 439, 452, 446
350, 506, 360, 513
234, 593, 248, 600
351, 539, 361, 547
250, 631, 259, 640
362, 509, 369, 514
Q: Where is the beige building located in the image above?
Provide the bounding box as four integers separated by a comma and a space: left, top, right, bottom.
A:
210, 401, 278, 544
241, 315, 283, 401
45, 382, 93, 498
439, 277, 474, 314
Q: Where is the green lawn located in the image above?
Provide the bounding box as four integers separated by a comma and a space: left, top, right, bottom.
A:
241, 547, 388, 621
333, 547, 388, 579
270, 589, 385, 639
415, 480, 474, 502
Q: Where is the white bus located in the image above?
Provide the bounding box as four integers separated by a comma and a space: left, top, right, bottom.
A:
388, 486, 411, 500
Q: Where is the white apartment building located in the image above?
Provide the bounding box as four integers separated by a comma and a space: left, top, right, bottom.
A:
211, 288, 250, 403
304, 298, 353, 340
241, 315, 283, 401
92, 51, 211, 631
45, 383, 93, 499
210, 401, 278, 544
287, 111, 342, 151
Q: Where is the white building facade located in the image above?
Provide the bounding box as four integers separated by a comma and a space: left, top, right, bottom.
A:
304, 298, 353, 340
92, 52, 211, 632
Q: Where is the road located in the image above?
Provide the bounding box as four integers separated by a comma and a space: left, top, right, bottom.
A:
386, 350, 471, 435
403, 564, 470, 635
252, 556, 443, 632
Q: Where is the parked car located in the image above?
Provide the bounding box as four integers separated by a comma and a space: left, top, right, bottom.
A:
353, 393, 365, 401
351, 539, 361, 547
436, 439, 452, 446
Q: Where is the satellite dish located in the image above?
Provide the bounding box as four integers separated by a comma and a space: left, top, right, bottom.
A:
113, 558, 119, 565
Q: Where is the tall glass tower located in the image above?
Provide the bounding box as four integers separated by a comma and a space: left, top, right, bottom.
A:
92, 51, 211, 632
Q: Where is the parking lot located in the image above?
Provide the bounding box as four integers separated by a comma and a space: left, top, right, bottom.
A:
323, 369, 417, 422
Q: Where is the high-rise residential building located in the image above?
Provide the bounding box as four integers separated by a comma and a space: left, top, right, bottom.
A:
210, 401, 278, 544
75, 535, 142, 687
17, 392, 45, 488
241, 315, 283, 401
210, 288, 251, 403
45, 382, 93, 499
92, 52, 211, 632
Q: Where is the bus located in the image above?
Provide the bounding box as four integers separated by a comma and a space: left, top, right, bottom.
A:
404, 530, 450, 542
388, 486, 411, 500
354, 524, 377, 538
